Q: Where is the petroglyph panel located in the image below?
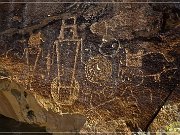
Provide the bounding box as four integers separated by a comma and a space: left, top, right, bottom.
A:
0, 2, 179, 134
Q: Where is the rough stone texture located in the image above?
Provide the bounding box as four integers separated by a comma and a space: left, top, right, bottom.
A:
149, 86, 180, 134
0, 78, 86, 134
0, 0, 179, 134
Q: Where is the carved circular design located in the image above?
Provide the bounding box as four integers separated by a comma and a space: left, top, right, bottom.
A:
85, 55, 112, 83
51, 77, 79, 105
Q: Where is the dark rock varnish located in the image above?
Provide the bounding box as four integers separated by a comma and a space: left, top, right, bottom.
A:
0, 0, 179, 134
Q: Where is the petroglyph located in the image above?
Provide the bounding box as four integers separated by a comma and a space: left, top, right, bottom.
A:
51, 17, 81, 105
85, 55, 112, 84
125, 49, 144, 68
51, 77, 79, 106
118, 49, 144, 86
0, 2, 179, 133
142, 52, 178, 84
28, 32, 44, 49
120, 68, 144, 86
99, 37, 120, 57
25, 32, 45, 89
90, 5, 162, 40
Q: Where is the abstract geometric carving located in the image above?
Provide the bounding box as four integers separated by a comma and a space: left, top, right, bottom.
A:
51, 17, 81, 105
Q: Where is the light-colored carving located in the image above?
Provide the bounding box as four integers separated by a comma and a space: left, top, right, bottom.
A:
85, 55, 112, 83
46, 51, 51, 76
141, 51, 178, 83
120, 67, 144, 86
28, 32, 43, 49
28, 32, 45, 71
125, 49, 144, 67
97, 22, 120, 57
26, 32, 44, 85
51, 17, 81, 105
51, 77, 79, 106
99, 37, 120, 57
118, 49, 144, 86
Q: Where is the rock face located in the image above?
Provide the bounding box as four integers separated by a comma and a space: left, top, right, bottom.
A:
0, 78, 86, 134
149, 86, 180, 134
0, 0, 180, 134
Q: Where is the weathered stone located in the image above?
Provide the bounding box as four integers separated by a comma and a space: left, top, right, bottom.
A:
0, 1, 179, 134
0, 78, 86, 134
